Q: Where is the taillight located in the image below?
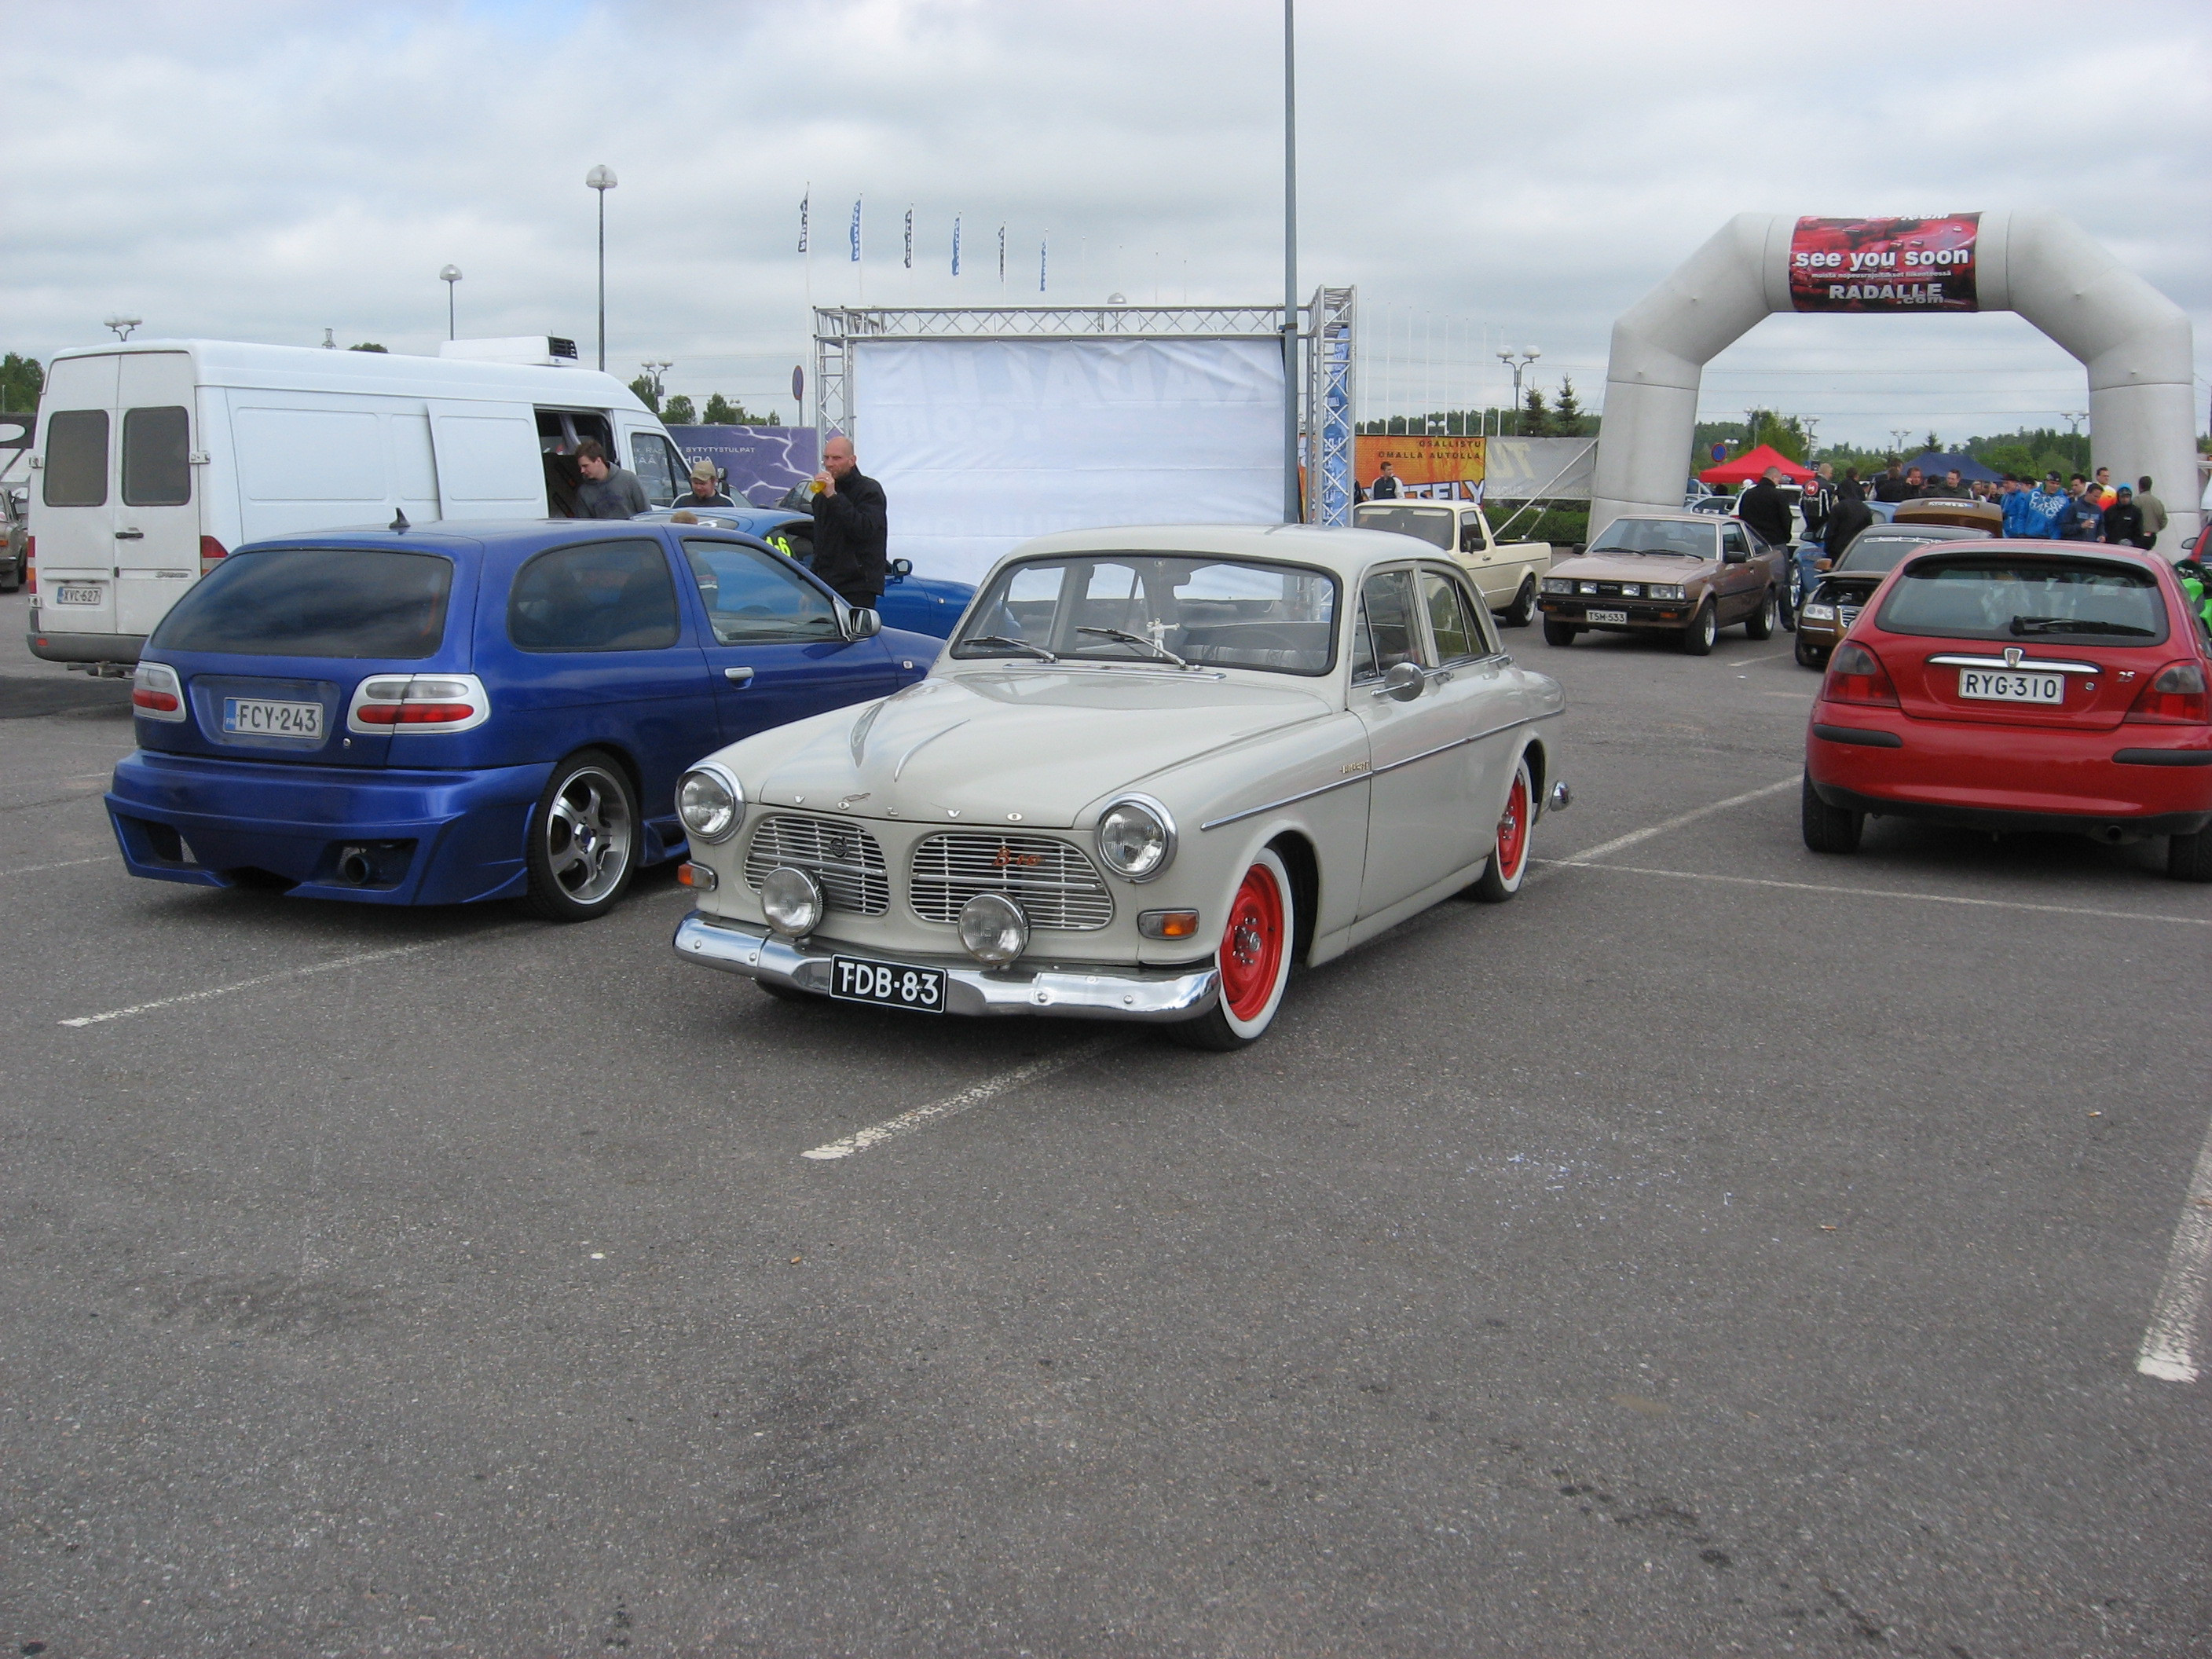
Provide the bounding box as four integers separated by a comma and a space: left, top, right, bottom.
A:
2125, 661, 2210, 725
199, 535, 227, 576
24, 534, 34, 596
346, 673, 489, 734
1822, 641, 1899, 708
132, 661, 187, 723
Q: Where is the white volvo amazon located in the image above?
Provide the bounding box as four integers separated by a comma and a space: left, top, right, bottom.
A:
670, 524, 1570, 1049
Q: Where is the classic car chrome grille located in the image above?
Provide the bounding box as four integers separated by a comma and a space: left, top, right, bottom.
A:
1595, 580, 1640, 599
909, 833, 1115, 930
743, 815, 890, 915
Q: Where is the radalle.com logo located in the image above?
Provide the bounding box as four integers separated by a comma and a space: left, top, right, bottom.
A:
1789, 214, 1981, 313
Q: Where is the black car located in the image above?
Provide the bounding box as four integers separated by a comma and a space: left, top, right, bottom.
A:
1791, 523, 1985, 668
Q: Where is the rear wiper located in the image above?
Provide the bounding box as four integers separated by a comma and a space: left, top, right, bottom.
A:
2009, 616, 2154, 637
1077, 625, 1189, 668
963, 634, 1059, 661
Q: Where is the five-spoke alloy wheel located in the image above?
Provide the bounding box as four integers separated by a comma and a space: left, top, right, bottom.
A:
525, 751, 640, 921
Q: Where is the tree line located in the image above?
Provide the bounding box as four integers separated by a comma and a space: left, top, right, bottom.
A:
627, 380, 781, 427
1357, 379, 1595, 438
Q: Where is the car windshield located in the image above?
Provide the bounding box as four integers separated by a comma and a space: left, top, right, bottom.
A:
1876, 556, 2168, 645
1836, 531, 1964, 573
951, 555, 1340, 676
150, 548, 454, 658
1588, 518, 1715, 558
1352, 504, 1454, 551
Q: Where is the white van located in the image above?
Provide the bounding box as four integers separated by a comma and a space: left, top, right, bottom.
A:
26, 338, 691, 666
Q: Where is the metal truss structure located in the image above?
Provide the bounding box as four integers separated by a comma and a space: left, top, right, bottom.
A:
813, 300, 1358, 523
1303, 287, 1357, 527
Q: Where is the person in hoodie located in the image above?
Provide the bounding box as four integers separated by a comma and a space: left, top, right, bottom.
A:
2012, 474, 2071, 539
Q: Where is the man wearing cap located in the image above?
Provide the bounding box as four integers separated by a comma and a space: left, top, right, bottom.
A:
677, 459, 733, 509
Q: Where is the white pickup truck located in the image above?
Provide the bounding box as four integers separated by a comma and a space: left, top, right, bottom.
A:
1350, 500, 1549, 626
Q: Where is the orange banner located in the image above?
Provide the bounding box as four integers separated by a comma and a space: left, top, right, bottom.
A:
1356, 434, 1486, 487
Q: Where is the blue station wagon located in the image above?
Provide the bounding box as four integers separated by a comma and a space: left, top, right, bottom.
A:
106, 519, 940, 918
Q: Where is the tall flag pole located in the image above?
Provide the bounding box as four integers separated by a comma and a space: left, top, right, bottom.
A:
951, 215, 961, 276
800, 184, 813, 420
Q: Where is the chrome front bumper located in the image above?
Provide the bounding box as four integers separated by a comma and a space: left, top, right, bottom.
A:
672, 911, 1221, 1023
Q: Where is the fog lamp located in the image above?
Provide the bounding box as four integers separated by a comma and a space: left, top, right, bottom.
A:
761, 866, 824, 936
958, 892, 1030, 965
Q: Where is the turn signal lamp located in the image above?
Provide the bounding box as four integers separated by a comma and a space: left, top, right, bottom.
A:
1823, 642, 1899, 708
676, 861, 718, 892
2124, 661, 2210, 725
199, 535, 228, 576
1138, 909, 1201, 940
346, 674, 489, 733
130, 661, 185, 720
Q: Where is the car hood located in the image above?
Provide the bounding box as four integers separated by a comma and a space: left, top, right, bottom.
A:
1551, 551, 1716, 583
750, 668, 1333, 828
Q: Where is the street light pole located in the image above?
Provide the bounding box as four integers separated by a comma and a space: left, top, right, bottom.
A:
1281, 0, 1300, 524
439, 265, 462, 341
1496, 346, 1539, 433
585, 165, 618, 372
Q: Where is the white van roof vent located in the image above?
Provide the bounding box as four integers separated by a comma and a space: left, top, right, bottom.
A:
438, 335, 580, 368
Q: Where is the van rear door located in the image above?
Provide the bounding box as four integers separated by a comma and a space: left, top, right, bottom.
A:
114, 351, 202, 638
34, 353, 122, 637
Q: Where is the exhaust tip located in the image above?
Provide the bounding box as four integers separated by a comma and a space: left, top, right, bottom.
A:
336, 848, 373, 885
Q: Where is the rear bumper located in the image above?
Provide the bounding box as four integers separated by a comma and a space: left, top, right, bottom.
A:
27, 617, 146, 665
1807, 706, 2212, 837
105, 749, 554, 905
672, 910, 1221, 1023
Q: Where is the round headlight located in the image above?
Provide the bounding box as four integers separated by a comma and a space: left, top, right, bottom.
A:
760, 866, 824, 936
1095, 796, 1176, 882
958, 892, 1030, 965
676, 764, 743, 843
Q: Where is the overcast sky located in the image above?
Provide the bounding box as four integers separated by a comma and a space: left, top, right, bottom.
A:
9, 0, 2209, 447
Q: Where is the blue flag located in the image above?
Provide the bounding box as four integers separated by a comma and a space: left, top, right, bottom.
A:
849, 199, 861, 262
1039, 237, 1047, 293
952, 216, 961, 276
797, 190, 808, 255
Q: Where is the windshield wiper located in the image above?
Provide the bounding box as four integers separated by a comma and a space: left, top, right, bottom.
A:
963, 634, 1059, 662
1076, 625, 1189, 668
2009, 616, 2155, 637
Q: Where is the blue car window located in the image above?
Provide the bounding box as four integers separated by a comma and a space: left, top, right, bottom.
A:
152, 548, 452, 658
508, 538, 680, 652
681, 538, 841, 643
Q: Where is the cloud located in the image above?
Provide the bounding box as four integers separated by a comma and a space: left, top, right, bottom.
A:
6, 0, 2207, 443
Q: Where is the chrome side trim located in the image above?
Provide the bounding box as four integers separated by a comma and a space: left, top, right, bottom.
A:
672, 911, 1218, 1022
1200, 709, 1559, 831
1925, 653, 2103, 676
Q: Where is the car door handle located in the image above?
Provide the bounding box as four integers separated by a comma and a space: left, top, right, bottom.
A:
723, 666, 755, 686
114, 529, 145, 540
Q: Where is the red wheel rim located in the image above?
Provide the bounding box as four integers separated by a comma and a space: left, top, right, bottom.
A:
1496, 771, 1529, 881
1218, 862, 1286, 1022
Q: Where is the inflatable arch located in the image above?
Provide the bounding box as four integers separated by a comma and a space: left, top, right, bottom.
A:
1590, 211, 2201, 548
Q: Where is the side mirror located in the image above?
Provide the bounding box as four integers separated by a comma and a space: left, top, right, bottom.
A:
848, 606, 882, 640
1723, 545, 1749, 565
1381, 660, 1425, 702
889, 557, 913, 581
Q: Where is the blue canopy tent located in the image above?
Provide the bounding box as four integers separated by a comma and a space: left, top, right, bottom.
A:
1901, 450, 2001, 484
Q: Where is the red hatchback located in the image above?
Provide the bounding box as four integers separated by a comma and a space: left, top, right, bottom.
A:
1802, 540, 2212, 881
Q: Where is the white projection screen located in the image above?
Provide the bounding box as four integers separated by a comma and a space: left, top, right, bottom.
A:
848, 336, 1286, 585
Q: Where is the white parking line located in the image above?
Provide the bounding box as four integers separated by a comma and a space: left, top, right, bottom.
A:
1558, 776, 1799, 866
1545, 860, 2212, 928
2138, 1112, 2212, 1382
801, 1035, 1124, 1161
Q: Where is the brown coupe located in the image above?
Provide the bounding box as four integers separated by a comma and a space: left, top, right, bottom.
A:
1792, 520, 1987, 668
1538, 511, 1787, 657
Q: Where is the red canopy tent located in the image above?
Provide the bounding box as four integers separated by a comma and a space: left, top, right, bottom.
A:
1697, 444, 1815, 486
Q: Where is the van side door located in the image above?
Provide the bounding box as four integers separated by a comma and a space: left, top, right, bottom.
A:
113, 351, 202, 638
427, 401, 546, 520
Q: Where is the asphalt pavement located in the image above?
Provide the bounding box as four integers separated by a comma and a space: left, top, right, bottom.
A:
3, 584, 2209, 1657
